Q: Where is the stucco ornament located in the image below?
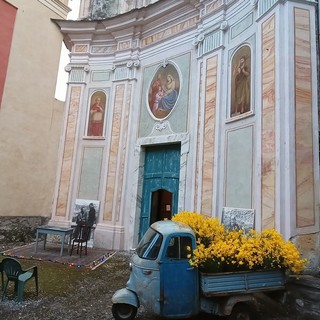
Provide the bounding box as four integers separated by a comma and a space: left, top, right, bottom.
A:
250, 0, 259, 6
220, 20, 229, 31
64, 64, 90, 72
192, 33, 205, 46
127, 60, 140, 68
161, 59, 168, 68
192, 38, 198, 46
64, 64, 72, 72
155, 121, 167, 131
197, 33, 205, 42
133, 60, 140, 68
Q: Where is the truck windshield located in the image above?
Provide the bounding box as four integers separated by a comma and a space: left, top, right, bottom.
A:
136, 227, 163, 260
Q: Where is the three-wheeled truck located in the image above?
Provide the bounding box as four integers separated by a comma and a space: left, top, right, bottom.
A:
112, 220, 286, 320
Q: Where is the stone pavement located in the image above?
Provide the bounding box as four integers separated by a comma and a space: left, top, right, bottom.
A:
284, 274, 320, 319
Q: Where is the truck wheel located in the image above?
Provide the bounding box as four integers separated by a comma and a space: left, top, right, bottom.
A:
112, 303, 137, 320
230, 303, 253, 320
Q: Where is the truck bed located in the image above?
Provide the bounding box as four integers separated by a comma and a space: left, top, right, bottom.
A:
200, 269, 286, 297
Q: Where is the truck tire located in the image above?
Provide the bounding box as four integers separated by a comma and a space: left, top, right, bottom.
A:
112, 303, 137, 320
230, 303, 253, 320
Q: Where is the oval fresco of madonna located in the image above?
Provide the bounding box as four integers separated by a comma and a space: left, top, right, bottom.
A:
148, 64, 180, 119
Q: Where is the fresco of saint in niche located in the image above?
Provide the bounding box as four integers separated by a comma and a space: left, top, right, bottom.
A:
148, 64, 180, 119
87, 91, 106, 137
231, 45, 251, 117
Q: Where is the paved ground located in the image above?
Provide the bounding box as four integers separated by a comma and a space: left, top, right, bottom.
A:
0, 245, 294, 320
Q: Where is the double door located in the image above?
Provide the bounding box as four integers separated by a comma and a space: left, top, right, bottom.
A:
139, 144, 180, 239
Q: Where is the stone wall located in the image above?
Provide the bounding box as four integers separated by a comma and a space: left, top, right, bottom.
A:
291, 233, 320, 273
0, 216, 50, 244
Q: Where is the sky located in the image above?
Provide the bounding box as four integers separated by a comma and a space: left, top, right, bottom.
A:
54, 0, 80, 101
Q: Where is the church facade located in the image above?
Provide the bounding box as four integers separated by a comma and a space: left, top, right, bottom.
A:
53, 0, 320, 270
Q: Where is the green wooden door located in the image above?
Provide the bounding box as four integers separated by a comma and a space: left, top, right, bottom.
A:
139, 144, 181, 240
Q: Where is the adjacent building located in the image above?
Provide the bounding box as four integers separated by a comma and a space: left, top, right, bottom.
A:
0, 0, 70, 238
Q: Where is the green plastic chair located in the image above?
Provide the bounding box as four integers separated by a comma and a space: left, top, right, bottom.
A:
1, 257, 38, 302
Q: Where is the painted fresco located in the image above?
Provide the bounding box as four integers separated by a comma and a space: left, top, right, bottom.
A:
87, 91, 106, 137
230, 45, 251, 117
148, 64, 180, 119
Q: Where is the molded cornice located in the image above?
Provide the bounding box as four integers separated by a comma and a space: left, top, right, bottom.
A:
39, 0, 70, 19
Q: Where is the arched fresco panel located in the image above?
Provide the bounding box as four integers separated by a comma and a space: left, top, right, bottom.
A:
230, 45, 251, 118
86, 91, 107, 137
148, 63, 180, 119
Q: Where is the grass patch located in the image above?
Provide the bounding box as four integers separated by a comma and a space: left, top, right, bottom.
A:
0, 257, 109, 298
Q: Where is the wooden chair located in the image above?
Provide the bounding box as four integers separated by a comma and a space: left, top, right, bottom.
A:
0, 260, 3, 291
1, 257, 38, 302
70, 225, 91, 258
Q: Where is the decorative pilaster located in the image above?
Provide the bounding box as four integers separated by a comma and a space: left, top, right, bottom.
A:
112, 60, 140, 81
